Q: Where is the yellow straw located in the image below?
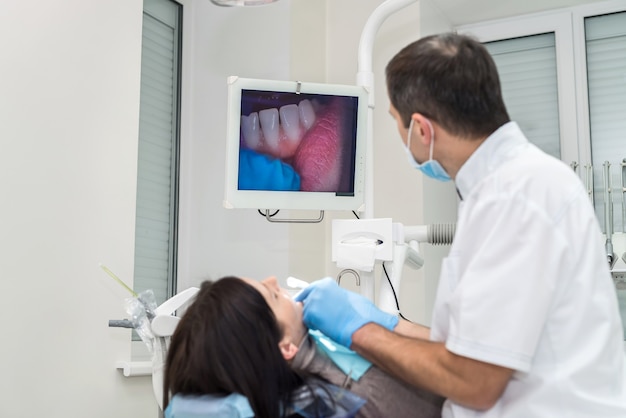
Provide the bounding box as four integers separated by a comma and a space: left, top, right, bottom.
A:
99, 263, 138, 297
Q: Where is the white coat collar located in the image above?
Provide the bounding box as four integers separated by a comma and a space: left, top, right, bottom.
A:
455, 121, 529, 200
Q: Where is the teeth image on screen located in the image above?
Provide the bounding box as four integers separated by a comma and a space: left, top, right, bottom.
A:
241, 99, 316, 160
240, 96, 354, 193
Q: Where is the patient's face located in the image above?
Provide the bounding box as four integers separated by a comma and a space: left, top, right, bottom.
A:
242, 276, 307, 345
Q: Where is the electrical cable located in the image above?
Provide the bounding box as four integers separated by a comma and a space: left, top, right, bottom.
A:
258, 209, 280, 218
382, 262, 411, 322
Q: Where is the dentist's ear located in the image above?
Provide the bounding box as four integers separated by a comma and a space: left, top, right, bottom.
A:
279, 340, 299, 361
413, 113, 434, 146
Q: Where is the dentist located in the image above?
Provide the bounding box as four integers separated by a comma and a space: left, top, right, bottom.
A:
296, 33, 626, 417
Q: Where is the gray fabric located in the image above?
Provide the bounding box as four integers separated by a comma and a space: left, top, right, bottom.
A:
292, 335, 444, 418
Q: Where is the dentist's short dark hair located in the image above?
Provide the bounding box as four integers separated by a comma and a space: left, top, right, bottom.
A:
386, 32, 510, 139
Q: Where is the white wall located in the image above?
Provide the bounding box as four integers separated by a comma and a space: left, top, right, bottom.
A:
0, 0, 295, 416
0, 1, 156, 417
177, 0, 296, 291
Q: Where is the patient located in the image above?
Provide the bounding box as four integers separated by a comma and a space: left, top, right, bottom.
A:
163, 276, 444, 417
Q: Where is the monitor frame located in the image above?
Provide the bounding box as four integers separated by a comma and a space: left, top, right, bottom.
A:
223, 76, 369, 211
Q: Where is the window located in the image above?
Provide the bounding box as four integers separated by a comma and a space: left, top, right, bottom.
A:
457, 12, 578, 164
584, 11, 626, 234
134, 0, 182, 307
484, 33, 561, 158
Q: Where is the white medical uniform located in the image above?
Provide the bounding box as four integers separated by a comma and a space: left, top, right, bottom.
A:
430, 122, 626, 417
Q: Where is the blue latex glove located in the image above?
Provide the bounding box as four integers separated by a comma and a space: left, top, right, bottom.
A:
238, 148, 301, 191
295, 277, 399, 348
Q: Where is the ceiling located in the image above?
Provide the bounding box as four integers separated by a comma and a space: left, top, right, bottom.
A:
430, 0, 611, 26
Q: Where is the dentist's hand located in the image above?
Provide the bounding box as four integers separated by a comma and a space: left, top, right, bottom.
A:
295, 277, 398, 348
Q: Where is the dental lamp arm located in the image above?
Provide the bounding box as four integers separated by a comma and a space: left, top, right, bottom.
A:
357, 0, 418, 219
357, 0, 418, 94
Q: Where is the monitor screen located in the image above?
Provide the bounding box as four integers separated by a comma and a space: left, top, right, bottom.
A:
223, 76, 368, 211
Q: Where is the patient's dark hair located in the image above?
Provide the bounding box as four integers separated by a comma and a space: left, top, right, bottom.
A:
163, 276, 305, 417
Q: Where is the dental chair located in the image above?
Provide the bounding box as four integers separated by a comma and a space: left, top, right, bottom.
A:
122, 287, 200, 412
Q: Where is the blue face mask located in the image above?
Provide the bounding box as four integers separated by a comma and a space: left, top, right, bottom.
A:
404, 118, 451, 182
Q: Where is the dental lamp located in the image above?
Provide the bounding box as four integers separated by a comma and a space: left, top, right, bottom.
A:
210, 0, 279, 6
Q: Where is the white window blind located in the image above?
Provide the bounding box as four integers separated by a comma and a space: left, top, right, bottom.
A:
585, 11, 626, 234
135, 0, 182, 305
484, 33, 561, 159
